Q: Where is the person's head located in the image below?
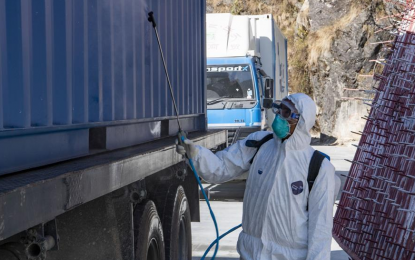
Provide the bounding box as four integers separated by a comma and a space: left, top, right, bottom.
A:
271, 98, 300, 140
271, 93, 317, 145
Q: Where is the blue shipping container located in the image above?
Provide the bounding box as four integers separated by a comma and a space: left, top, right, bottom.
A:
0, 0, 206, 175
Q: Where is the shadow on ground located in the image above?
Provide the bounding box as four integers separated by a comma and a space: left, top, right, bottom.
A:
331, 250, 350, 259
202, 181, 245, 201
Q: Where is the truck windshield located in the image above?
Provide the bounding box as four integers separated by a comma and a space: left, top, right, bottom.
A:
206, 64, 254, 101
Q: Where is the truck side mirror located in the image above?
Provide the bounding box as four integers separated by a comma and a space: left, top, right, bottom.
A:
264, 79, 274, 99
258, 69, 268, 77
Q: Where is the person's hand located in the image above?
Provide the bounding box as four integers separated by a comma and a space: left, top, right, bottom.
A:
175, 138, 199, 159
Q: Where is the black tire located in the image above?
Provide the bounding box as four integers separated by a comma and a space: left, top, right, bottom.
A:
158, 185, 192, 260
134, 200, 165, 260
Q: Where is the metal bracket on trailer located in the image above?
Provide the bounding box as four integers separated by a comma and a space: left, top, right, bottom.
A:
0, 219, 58, 260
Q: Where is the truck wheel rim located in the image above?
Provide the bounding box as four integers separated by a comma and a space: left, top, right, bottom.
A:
147, 238, 159, 260
178, 216, 188, 260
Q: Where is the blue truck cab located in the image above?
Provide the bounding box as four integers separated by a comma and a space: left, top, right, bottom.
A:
207, 57, 262, 134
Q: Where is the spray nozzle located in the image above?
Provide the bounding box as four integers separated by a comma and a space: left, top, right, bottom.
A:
147, 12, 157, 28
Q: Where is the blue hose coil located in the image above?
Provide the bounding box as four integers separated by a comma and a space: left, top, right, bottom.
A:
201, 224, 242, 259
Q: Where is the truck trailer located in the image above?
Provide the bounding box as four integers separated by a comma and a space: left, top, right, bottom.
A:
206, 13, 288, 144
0, 1, 226, 259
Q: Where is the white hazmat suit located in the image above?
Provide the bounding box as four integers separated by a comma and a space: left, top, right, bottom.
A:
190, 93, 340, 259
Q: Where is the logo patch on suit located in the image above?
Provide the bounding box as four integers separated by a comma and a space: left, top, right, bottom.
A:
291, 181, 304, 195
258, 168, 263, 175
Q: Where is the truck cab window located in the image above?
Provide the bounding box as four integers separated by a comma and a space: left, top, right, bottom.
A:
206, 64, 254, 100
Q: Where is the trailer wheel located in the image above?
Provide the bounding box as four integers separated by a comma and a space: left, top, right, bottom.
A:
134, 200, 165, 260
160, 185, 192, 260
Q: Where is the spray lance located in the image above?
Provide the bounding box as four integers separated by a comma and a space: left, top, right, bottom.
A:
147, 12, 187, 146
147, 11, 226, 259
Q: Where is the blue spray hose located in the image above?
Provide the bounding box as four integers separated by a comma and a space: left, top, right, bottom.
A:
183, 137, 242, 259
187, 157, 220, 259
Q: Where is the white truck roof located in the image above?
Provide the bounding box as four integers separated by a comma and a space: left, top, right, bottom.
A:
206, 13, 286, 59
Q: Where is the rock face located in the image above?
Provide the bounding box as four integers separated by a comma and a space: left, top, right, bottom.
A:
308, 0, 352, 31
306, 0, 389, 143
207, 0, 391, 143
206, 0, 234, 13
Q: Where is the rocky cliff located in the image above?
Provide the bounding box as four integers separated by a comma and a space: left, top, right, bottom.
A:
207, 0, 393, 144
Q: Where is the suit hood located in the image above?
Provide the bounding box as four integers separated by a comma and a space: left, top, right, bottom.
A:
284, 93, 316, 150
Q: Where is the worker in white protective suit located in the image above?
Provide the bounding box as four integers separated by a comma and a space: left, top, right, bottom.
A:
176, 93, 341, 259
